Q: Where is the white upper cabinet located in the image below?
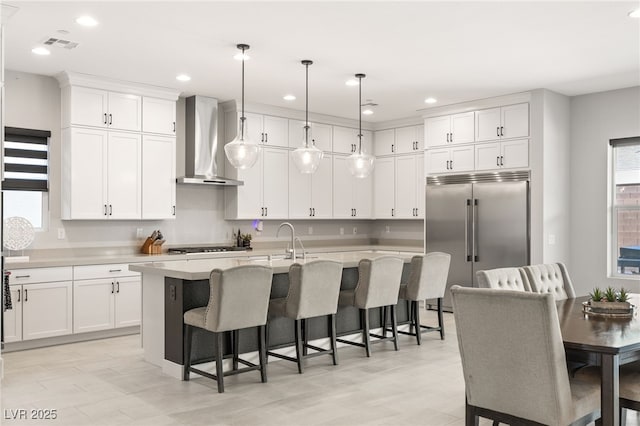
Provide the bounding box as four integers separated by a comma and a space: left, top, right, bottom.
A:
395, 154, 423, 218
107, 132, 142, 219
476, 103, 529, 142
289, 153, 333, 219
142, 97, 176, 135
333, 126, 373, 155
142, 135, 176, 219
67, 87, 142, 132
373, 156, 395, 218
425, 112, 474, 148
332, 155, 372, 219
262, 148, 289, 218
288, 120, 332, 152
395, 125, 424, 153
425, 146, 474, 174
374, 129, 395, 156
241, 112, 288, 147
475, 139, 529, 171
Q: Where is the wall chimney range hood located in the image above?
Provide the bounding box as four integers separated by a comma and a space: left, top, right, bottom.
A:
177, 95, 243, 186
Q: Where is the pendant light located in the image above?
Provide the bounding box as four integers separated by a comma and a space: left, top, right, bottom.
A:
347, 73, 374, 178
224, 44, 260, 170
291, 60, 323, 174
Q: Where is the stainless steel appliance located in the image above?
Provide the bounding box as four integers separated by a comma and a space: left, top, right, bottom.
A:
167, 246, 247, 255
425, 171, 530, 311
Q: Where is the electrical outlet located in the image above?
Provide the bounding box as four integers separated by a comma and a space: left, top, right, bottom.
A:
136, 228, 144, 239
340, 227, 344, 235
353, 227, 357, 235
385, 226, 390, 233
308, 226, 313, 235
57, 228, 65, 240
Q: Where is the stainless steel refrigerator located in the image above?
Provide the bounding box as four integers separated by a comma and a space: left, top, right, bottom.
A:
425, 171, 530, 311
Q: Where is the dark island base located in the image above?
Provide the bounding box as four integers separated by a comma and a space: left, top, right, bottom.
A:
164, 265, 413, 366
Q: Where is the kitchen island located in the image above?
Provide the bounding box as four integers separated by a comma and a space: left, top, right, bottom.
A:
129, 250, 416, 379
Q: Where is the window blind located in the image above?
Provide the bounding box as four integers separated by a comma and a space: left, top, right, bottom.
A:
3, 127, 51, 191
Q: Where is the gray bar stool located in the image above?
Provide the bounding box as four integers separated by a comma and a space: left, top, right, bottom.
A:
388, 252, 451, 345
183, 264, 273, 393
267, 260, 344, 373
337, 256, 404, 357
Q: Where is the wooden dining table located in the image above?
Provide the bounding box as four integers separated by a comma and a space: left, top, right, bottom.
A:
557, 294, 640, 426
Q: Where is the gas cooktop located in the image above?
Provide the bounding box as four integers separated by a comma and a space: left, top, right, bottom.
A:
168, 246, 248, 254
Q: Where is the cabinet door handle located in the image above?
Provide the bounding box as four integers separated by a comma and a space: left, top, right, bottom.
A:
500, 155, 504, 166
354, 208, 357, 217
391, 208, 394, 217
415, 208, 419, 216
172, 205, 176, 216
391, 144, 394, 153
265, 207, 268, 217
16, 289, 20, 302
109, 269, 122, 273
450, 160, 453, 170
497, 156, 500, 166
310, 208, 313, 217
109, 204, 113, 216
111, 282, 115, 294
15, 275, 30, 279
312, 208, 315, 217
104, 113, 108, 125
109, 114, 113, 125
116, 281, 120, 293
104, 204, 108, 216
173, 122, 176, 132
497, 127, 500, 137
500, 126, 504, 137
261, 207, 264, 217
264, 133, 268, 143
24, 289, 28, 302
261, 133, 264, 143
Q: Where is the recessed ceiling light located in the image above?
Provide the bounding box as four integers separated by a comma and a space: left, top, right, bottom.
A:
345, 79, 359, 86
283, 94, 296, 101
362, 109, 374, 115
424, 97, 438, 104
176, 74, 191, 82
629, 8, 640, 18
76, 16, 98, 27
31, 47, 50, 56
233, 52, 250, 61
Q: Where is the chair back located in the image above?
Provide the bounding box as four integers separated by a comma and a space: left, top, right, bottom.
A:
355, 256, 404, 309
286, 260, 344, 320
522, 262, 575, 300
405, 252, 451, 300
451, 286, 576, 426
204, 265, 273, 332
476, 267, 531, 292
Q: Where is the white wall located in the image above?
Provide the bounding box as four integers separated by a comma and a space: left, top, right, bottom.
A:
3, 71, 373, 250
570, 86, 640, 296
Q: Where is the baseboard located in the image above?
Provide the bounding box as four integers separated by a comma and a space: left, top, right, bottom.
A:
2, 327, 140, 352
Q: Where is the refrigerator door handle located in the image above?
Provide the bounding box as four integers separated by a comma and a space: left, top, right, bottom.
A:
465, 199, 472, 261
473, 199, 479, 262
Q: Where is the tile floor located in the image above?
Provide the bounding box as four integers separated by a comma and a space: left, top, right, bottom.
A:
1, 313, 638, 425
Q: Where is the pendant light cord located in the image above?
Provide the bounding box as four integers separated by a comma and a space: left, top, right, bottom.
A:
240, 45, 246, 140
358, 74, 363, 154
304, 60, 311, 148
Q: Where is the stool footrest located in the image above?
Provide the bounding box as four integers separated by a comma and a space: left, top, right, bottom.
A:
336, 338, 366, 348
388, 325, 442, 337
368, 333, 396, 344
187, 359, 260, 380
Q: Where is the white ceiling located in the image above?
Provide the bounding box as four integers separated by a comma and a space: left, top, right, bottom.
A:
3, 1, 640, 122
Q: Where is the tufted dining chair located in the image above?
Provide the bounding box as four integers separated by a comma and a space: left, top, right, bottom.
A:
521, 262, 576, 300
451, 286, 601, 426
476, 267, 531, 292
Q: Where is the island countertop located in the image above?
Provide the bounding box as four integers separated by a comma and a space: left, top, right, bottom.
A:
129, 250, 416, 280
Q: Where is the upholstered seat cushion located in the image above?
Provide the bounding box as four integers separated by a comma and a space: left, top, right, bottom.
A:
268, 297, 287, 319
338, 289, 356, 307
184, 306, 207, 328
569, 378, 601, 421
621, 363, 640, 401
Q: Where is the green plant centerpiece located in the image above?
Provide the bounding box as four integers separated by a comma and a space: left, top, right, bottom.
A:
589, 286, 632, 312
241, 233, 252, 248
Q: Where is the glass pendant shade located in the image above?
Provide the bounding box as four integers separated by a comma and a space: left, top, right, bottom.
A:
292, 141, 323, 174
224, 119, 260, 170
347, 150, 374, 178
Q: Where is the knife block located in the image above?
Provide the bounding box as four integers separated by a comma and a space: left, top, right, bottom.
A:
141, 237, 164, 254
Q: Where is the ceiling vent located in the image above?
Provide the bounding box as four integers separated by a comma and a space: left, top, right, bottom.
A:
41, 37, 79, 50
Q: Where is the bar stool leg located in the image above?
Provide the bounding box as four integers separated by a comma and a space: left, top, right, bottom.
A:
232, 329, 239, 370
390, 305, 399, 351
215, 332, 225, 393
414, 301, 422, 346
407, 300, 414, 335
258, 325, 267, 383
362, 309, 371, 357
437, 297, 445, 340
381, 306, 387, 337
183, 325, 193, 381
294, 319, 304, 373
302, 318, 309, 356
329, 314, 338, 365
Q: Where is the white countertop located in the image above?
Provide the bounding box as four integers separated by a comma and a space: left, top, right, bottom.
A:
129, 250, 417, 280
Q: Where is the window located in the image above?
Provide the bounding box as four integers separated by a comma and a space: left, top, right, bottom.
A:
611, 136, 640, 277
2, 126, 50, 229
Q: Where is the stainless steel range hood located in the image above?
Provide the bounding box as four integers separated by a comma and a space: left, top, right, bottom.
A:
177, 95, 243, 186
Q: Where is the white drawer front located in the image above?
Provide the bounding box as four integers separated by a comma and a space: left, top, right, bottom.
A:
8, 267, 73, 285
74, 263, 141, 280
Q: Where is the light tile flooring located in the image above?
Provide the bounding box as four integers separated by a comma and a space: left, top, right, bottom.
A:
1, 314, 638, 425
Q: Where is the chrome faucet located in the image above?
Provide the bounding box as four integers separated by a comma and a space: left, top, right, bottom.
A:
276, 222, 303, 260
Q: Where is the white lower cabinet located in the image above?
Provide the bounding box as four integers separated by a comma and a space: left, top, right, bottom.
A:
425, 146, 474, 174
4, 267, 74, 342
475, 139, 529, 171
73, 264, 141, 333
